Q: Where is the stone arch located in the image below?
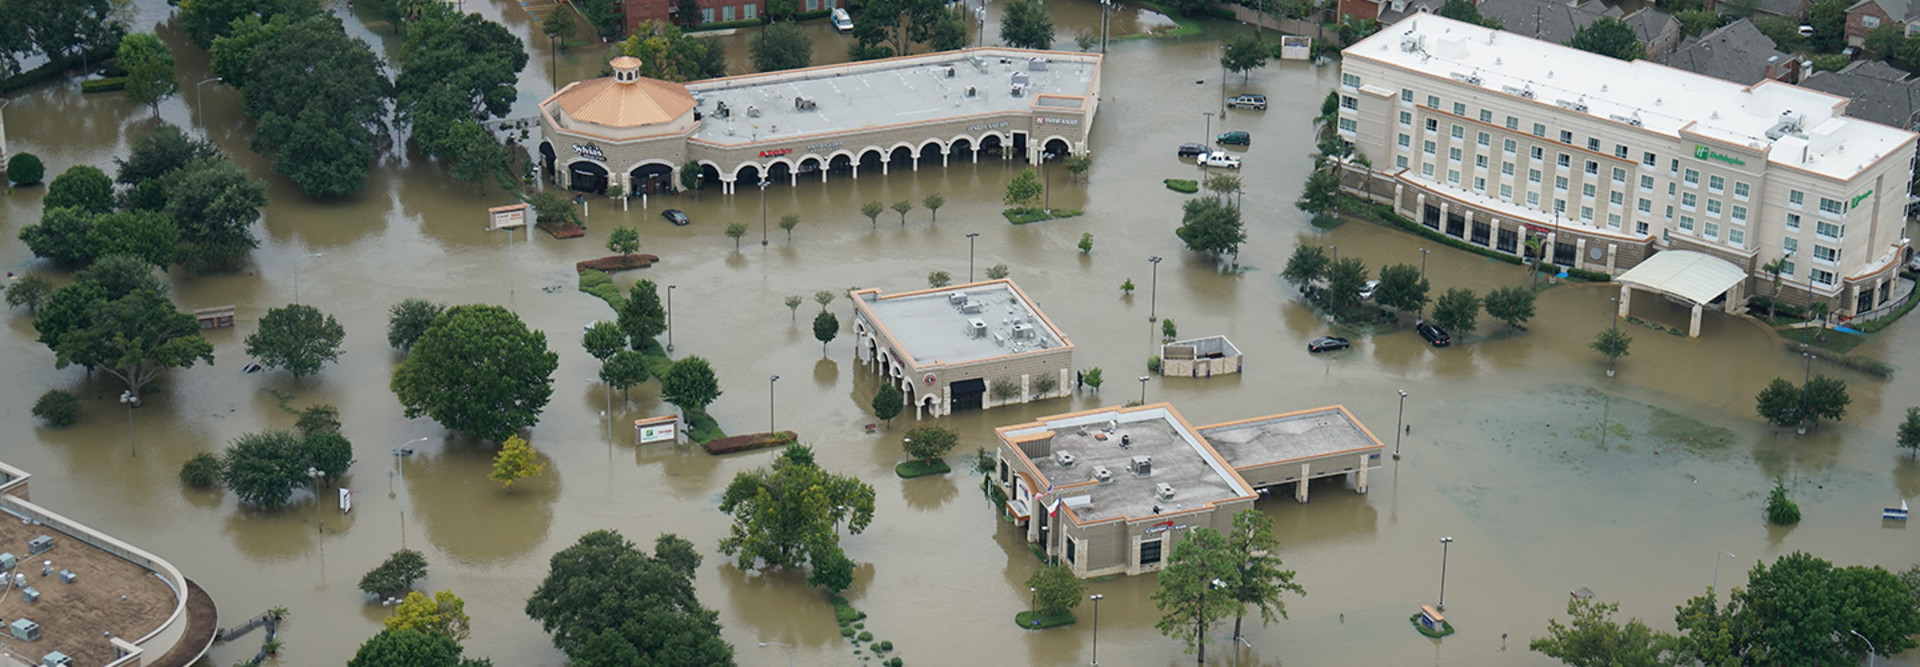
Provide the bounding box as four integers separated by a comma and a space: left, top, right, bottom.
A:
626, 159, 676, 196
888, 145, 915, 166
539, 141, 557, 179
979, 133, 1005, 157
565, 159, 609, 194
766, 159, 794, 183
798, 155, 826, 175
949, 136, 974, 157
828, 153, 855, 173
695, 162, 724, 191
1041, 136, 1073, 159
858, 148, 886, 170
732, 162, 764, 185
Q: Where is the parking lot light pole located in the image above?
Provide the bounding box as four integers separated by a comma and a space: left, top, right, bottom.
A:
1138, 376, 1149, 404
1418, 247, 1431, 280
966, 232, 981, 282
119, 390, 138, 457
195, 77, 222, 132
1799, 343, 1816, 434
1712, 549, 1734, 593
1148, 256, 1163, 321
1090, 593, 1105, 665
1437, 536, 1454, 610
666, 284, 676, 352
759, 178, 771, 245
769, 375, 780, 433
1393, 389, 1408, 459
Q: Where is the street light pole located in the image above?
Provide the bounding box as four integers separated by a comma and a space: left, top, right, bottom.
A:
1147, 256, 1163, 321
1607, 297, 1622, 378
1417, 247, 1431, 280
1393, 389, 1408, 459
1712, 549, 1734, 593
1138, 375, 1149, 404
1850, 629, 1877, 667
393, 437, 427, 549
119, 390, 137, 457
1798, 343, 1816, 434
1100, 0, 1111, 53
976, 7, 987, 47
966, 232, 981, 282
293, 252, 323, 304
1219, 48, 1228, 116
666, 285, 676, 352
1200, 111, 1215, 180
194, 77, 222, 133
769, 375, 780, 433
308, 467, 325, 534
1028, 587, 1037, 630
1089, 593, 1104, 666
757, 642, 794, 667
759, 178, 771, 245
1437, 536, 1454, 610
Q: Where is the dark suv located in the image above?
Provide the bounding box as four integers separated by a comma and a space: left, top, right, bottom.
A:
1227, 94, 1267, 110
1177, 142, 1207, 158
1416, 322, 1451, 347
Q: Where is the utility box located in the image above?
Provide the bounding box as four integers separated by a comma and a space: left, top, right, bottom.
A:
20, 587, 39, 602
42, 652, 72, 667
57, 570, 74, 584
10, 619, 40, 641
0, 552, 14, 569
27, 536, 52, 555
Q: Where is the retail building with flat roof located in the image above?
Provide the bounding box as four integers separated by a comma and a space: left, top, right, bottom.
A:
992, 404, 1383, 578
851, 280, 1072, 419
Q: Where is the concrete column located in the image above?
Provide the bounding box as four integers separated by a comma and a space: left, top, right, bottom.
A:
942, 384, 951, 414
1020, 374, 1031, 404
942, 148, 950, 167
1606, 242, 1618, 275
1575, 238, 1588, 269
1689, 303, 1703, 338
1724, 282, 1745, 314
1355, 463, 1369, 494
912, 152, 920, 171
1394, 183, 1406, 212
1415, 191, 1426, 224
972, 148, 979, 164
1487, 217, 1499, 248
1438, 201, 1450, 234
821, 166, 828, 183
852, 164, 859, 179
1848, 283, 1862, 318
790, 172, 797, 187
882, 160, 889, 176
1294, 463, 1311, 503
1618, 284, 1632, 318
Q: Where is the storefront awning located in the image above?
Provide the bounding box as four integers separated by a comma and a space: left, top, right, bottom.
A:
1614, 251, 1746, 306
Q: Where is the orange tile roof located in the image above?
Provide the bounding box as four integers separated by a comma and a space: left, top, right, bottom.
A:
553, 68, 696, 128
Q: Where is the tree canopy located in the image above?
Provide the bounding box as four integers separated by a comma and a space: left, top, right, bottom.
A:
718, 445, 876, 592
1431, 287, 1480, 335
1004, 169, 1043, 207
1000, 0, 1056, 50
1221, 32, 1269, 79
1218, 509, 1305, 642
1482, 286, 1536, 331
119, 32, 178, 115
348, 628, 491, 667
1528, 598, 1679, 666
1177, 196, 1246, 257
229, 14, 393, 198
387, 590, 473, 641
394, 6, 526, 189
390, 304, 560, 442
619, 280, 668, 349
360, 549, 430, 599
1673, 552, 1920, 664
1152, 527, 1242, 662
750, 21, 813, 72
389, 298, 448, 352
902, 424, 958, 463
33, 256, 213, 396
660, 356, 722, 413
1567, 17, 1645, 61
1373, 263, 1429, 314
620, 21, 729, 83
219, 430, 313, 509
813, 310, 839, 354
246, 303, 347, 377
489, 435, 546, 491
525, 530, 734, 667
851, 0, 966, 60
45, 165, 114, 214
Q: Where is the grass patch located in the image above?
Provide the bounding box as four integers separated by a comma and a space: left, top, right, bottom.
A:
1164, 178, 1198, 193
1648, 407, 1734, 451
1013, 609, 1077, 629
894, 458, 952, 478
704, 430, 798, 455
683, 408, 725, 445
1778, 341, 1893, 378
1409, 614, 1456, 638
832, 595, 867, 625
1855, 294, 1920, 333
575, 253, 659, 273
80, 76, 127, 93
1115, 1, 1204, 39
1002, 207, 1084, 225
1780, 327, 1867, 354
577, 270, 626, 311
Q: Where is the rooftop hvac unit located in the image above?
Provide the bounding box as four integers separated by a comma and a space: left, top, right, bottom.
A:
949, 291, 969, 305
1120, 433, 1133, 447
1092, 466, 1113, 483
0, 552, 14, 570
1055, 451, 1076, 467
1011, 322, 1034, 338
945, 66, 957, 78
10, 619, 39, 642
57, 570, 74, 584
968, 318, 987, 338
1010, 83, 1026, 98
1028, 58, 1048, 71
1011, 71, 1029, 86
20, 587, 39, 602
27, 536, 52, 555
961, 300, 984, 313
1156, 483, 1177, 500
42, 652, 71, 667
1130, 456, 1152, 476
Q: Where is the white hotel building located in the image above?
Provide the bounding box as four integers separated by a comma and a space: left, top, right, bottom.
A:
1336, 15, 1916, 322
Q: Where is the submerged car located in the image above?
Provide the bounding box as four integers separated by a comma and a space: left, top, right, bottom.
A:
1177, 142, 1208, 158
1416, 322, 1451, 347
662, 209, 691, 226
1308, 336, 1351, 353
1359, 279, 1381, 300
1202, 152, 1242, 169
1216, 130, 1251, 146
1227, 94, 1268, 110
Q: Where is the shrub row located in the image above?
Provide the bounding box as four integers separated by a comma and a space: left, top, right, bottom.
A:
702, 430, 797, 455
575, 254, 659, 273
1164, 178, 1198, 193
685, 408, 725, 444
1855, 293, 1919, 333
576, 270, 626, 310
80, 77, 127, 93
1002, 207, 1083, 225
1780, 342, 1895, 378
1339, 195, 1524, 267
0, 42, 122, 93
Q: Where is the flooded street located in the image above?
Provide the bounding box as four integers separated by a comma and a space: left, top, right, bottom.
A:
4, 1, 1920, 665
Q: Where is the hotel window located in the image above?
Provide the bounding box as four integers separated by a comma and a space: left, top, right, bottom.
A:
1816, 221, 1843, 239
1400, 111, 1413, 126
1422, 163, 1435, 177
1704, 222, 1719, 239
1786, 213, 1801, 230
1402, 88, 1414, 102
1636, 221, 1649, 234
1706, 200, 1722, 217
1338, 118, 1356, 132
1780, 259, 1795, 276
1396, 156, 1409, 168
1817, 197, 1847, 216
1665, 205, 1674, 220
1427, 95, 1440, 108
1453, 102, 1467, 115
1066, 539, 1076, 564
1731, 205, 1747, 223
1503, 138, 1517, 153
1340, 95, 1358, 110
1140, 539, 1163, 566
1426, 118, 1439, 132
1555, 199, 1567, 213
1581, 206, 1594, 221
1527, 191, 1540, 206
1500, 183, 1513, 199
1478, 132, 1490, 146
1640, 175, 1653, 191
1811, 268, 1835, 285
1681, 193, 1697, 209
1614, 144, 1628, 159
1642, 151, 1657, 166
1529, 168, 1542, 183
1474, 176, 1487, 191
702, 7, 715, 21
1556, 175, 1569, 191
1668, 183, 1677, 196
1532, 123, 1546, 137
722, 5, 734, 20
1608, 213, 1621, 228
1789, 189, 1805, 207
1506, 116, 1519, 130
1728, 229, 1744, 245
1398, 133, 1411, 147
1581, 183, 1595, 198
1587, 138, 1600, 151
1708, 175, 1724, 193
745, 3, 757, 16
1637, 198, 1652, 213
1449, 147, 1462, 162
1501, 162, 1514, 175
1784, 237, 1799, 254
1448, 169, 1460, 184
1670, 159, 1679, 174
1479, 110, 1493, 123
1679, 215, 1695, 231
1531, 146, 1544, 160
1584, 160, 1598, 175
1342, 73, 1361, 88
1557, 153, 1571, 167
1424, 140, 1436, 155
1612, 167, 1626, 183
1559, 130, 1573, 144
1734, 182, 1750, 199
1609, 191, 1624, 206
1683, 169, 1699, 185
1475, 154, 1487, 168
1813, 245, 1840, 262
1451, 125, 1463, 139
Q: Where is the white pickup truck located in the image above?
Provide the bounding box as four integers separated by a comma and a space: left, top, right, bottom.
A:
1202, 151, 1242, 169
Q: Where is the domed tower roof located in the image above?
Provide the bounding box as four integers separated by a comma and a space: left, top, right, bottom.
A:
551, 57, 697, 128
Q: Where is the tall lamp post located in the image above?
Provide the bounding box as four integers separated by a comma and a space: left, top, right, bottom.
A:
666, 284, 677, 352
1417, 247, 1431, 280
1219, 47, 1228, 116
1393, 389, 1408, 459
1028, 587, 1038, 630
976, 6, 987, 47
1137, 375, 1149, 404
1198, 578, 1226, 665
759, 178, 772, 245
1100, 0, 1111, 52
393, 437, 428, 549
1437, 536, 1454, 610
757, 642, 794, 667
1089, 593, 1105, 665
1200, 111, 1215, 180
769, 375, 780, 433
308, 467, 326, 534
1798, 343, 1816, 434
1607, 297, 1623, 377
1147, 256, 1163, 321
194, 76, 222, 132
1712, 549, 1735, 593
293, 251, 323, 304
1850, 629, 1877, 667
966, 232, 981, 282
119, 390, 138, 457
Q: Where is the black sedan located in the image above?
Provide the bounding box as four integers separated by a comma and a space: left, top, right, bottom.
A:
1416, 322, 1451, 347
1308, 336, 1351, 353
1177, 142, 1207, 158
662, 209, 691, 226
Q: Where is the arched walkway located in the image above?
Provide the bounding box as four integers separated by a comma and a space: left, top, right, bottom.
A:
628, 163, 673, 195
1043, 138, 1071, 159
567, 160, 609, 194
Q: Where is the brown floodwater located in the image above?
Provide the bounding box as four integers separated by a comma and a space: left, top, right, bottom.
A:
4, 1, 1919, 665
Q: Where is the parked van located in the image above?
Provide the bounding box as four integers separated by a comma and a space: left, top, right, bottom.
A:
832, 8, 853, 33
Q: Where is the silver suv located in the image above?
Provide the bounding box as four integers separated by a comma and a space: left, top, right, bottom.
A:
1227, 94, 1267, 110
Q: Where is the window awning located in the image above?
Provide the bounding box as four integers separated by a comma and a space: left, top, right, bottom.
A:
1614, 251, 1747, 306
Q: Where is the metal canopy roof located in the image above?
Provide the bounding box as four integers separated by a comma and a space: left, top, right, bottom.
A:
1614, 250, 1747, 305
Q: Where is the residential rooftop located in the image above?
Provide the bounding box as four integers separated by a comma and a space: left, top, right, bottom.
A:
1660, 19, 1794, 86
1348, 14, 1917, 180
683, 48, 1099, 147
1199, 407, 1383, 469
1799, 60, 1920, 130
857, 280, 1069, 367
1006, 406, 1251, 523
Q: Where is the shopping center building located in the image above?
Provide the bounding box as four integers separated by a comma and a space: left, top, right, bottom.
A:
1336, 15, 1917, 323
850, 280, 1073, 420
993, 404, 1384, 578
537, 47, 1101, 198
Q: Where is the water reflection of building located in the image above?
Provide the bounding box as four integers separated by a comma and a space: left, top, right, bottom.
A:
851, 280, 1073, 420
1337, 15, 1917, 322
537, 48, 1100, 199
993, 404, 1384, 578
0, 461, 215, 667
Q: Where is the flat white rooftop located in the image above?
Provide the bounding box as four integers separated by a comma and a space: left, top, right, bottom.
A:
860, 280, 1069, 367
1006, 406, 1251, 523
684, 48, 1099, 147
1348, 15, 1916, 180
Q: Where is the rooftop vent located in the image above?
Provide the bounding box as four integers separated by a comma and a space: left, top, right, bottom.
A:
20, 587, 39, 602
1130, 455, 1153, 476
1156, 483, 1177, 500
57, 570, 74, 584
1055, 451, 1076, 467
949, 291, 969, 305
1556, 98, 1589, 113
10, 619, 39, 642
1119, 433, 1133, 447
27, 536, 52, 555
43, 652, 72, 667
1449, 71, 1482, 85
1766, 110, 1805, 140
1092, 466, 1113, 484
1028, 57, 1049, 71
1501, 84, 1535, 100
968, 318, 987, 338
0, 552, 14, 569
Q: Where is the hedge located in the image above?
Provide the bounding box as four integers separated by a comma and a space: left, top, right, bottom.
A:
703, 430, 797, 455
0, 41, 122, 93
1855, 294, 1920, 333
575, 254, 659, 272
1340, 195, 1523, 266
1164, 178, 1198, 193
577, 269, 626, 311
686, 408, 725, 444
895, 458, 951, 478
1002, 207, 1083, 225
80, 77, 127, 93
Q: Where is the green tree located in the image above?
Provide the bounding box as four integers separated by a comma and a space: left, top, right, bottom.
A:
620, 21, 730, 82
32, 389, 79, 428
1760, 257, 1788, 320
1568, 17, 1645, 60
1220, 510, 1305, 644
1152, 527, 1241, 663
1754, 15, 1807, 51
872, 384, 903, 426
660, 356, 722, 413
1898, 406, 1920, 458
1675, 9, 1720, 37
1528, 597, 1679, 666
749, 21, 812, 73
1000, 0, 1056, 49
1005, 169, 1044, 208
239, 15, 393, 198
813, 310, 839, 355
246, 303, 347, 377
296, 404, 342, 436
390, 304, 559, 442
861, 200, 885, 228
1295, 169, 1342, 223
1756, 377, 1803, 426
852, 0, 963, 57
986, 264, 1011, 280
1121, 279, 1135, 295
1028, 563, 1085, 615
1808, 0, 1849, 51
1221, 32, 1269, 80
1162, 318, 1179, 340
542, 7, 579, 44
1803, 374, 1850, 427
1674, 552, 1920, 664
618, 280, 668, 349
1435, 0, 1489, 25
784, 295, 803, 321
607, 227, 640, 258
1324, 257, 1368, 320
304, 430, 355, 486
814, 290, 836, 311
902, 424, 958, 463
524, 531, 733, 667
892, 199, 913, 225
1591, 327, 1632, 365
179, 452, 221, 487
1079, 232, 1094, 254
387, 590, 472, 641
90, 210, 179, 269
359, 549, 431, 599
181, 0, 318, 48
1204, 173, 1242, 202
1373, 263, 1429, 314
161, 157, 268, 271
441, 121, 513, 190
220, 430, 310, 509
724, 222, 748, 249
1176, 197, 1246, 257
490, 435, 546, 491
584, 321, 624, 362
1281, 245, 1330, 297
18, 207, 99, 266
1063, 153, 1091, 182
600, 350, 650, 401
923, 192, 945, 222
33, 258, 214, 396
44, 165, 114, 214
1765, 477, 1800, 525
928, 270, 952, 288
777, 214, 799, 242
679, 160, 704, 195
389, 298, 447, 352
5, 152, 44, 185
1483, 286, 1536, 331
4, 274, 54, 313
1431, 288, 1480, 335
718, 445, 876, 592
119, 32, 178, 116
1083, 367, 1103, 392
348, 628, 483, 667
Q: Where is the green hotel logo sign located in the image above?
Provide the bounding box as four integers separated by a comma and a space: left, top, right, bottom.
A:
1851, 189, 1874, 208
1693, 145, 1747, 167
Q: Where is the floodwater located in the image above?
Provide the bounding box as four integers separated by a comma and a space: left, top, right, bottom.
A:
3, 1, 1919, 666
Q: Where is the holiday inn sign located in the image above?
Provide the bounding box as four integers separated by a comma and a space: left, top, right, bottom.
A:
1693, 144, 1746, 167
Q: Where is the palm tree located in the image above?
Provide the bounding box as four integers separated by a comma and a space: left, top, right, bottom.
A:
1761, 257, 1788, 321
1354, 153, 1374, 205
1525, 236, 1544, 287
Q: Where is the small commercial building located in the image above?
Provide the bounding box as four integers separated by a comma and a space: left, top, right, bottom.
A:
851, 280, 1073, 419
992, 403, 1384, 578
1159, 335, 1243, 377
